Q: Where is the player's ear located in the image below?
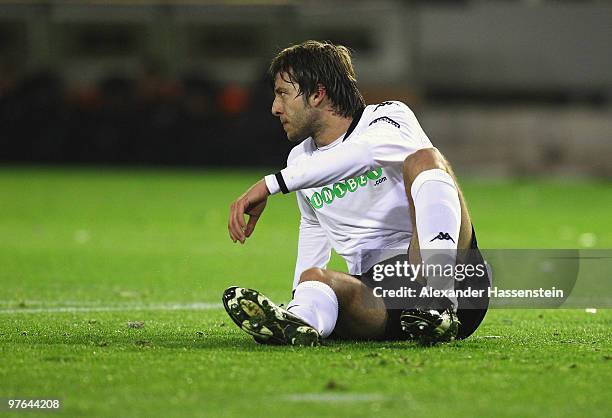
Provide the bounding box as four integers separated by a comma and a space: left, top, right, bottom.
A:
309, 84, 326, 107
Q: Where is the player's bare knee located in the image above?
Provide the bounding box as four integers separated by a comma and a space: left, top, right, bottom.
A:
403, 148, 448, 185
298, 267, 331, 286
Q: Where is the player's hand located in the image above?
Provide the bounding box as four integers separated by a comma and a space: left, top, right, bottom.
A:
228, 180, 270, 244
244, 199, 266, 238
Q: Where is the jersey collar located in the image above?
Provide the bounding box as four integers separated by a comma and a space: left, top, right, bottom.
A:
316, 133, 344, 151
342, 106, 365, 142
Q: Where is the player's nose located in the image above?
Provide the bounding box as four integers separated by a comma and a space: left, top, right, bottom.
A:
271, 97, 282, 116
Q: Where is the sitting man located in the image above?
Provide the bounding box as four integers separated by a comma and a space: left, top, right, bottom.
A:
224, 40, 489, 346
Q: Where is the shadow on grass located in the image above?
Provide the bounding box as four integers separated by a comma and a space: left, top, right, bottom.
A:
6, 319, 505, 353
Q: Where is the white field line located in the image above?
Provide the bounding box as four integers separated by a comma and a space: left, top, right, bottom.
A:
0, 302, 222, 314
282, 393, 387, 403
0, 300, 139, 306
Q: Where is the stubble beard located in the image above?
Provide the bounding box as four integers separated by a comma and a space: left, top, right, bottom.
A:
286, 108, 318, 143
287, 126, 311, 143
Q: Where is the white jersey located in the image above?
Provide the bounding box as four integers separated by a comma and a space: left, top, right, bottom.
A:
264, 101, 433, 288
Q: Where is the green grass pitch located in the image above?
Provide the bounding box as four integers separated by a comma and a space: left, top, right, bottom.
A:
0, 167, 610, 417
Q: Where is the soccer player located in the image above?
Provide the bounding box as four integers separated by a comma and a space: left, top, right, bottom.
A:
224, 40, 489, 346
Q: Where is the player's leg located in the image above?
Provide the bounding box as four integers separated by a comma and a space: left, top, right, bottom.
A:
399, 148, 473, 343
289, 267, 388, 340
403, 147, 473, 265
222, 286, 323, 346
222, 267, 388, 345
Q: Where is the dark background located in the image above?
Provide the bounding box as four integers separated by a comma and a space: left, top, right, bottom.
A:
1, 0, 611, 173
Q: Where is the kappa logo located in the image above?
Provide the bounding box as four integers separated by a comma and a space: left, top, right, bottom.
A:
374, 101, 398, 112
430, 232, 455, 243
310, 168, 384, 209
369, 116, 400, 129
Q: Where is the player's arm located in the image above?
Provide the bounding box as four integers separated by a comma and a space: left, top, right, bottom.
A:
292, 193, 332, 289
228, 179, 269, 244
265, 103, 430, 195
229, 145, 371, 243
263, 142, 371, 195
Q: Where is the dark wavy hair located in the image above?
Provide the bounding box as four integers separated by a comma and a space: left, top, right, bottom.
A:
268, 40, 366, 118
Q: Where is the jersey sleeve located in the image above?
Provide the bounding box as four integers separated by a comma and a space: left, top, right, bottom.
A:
265, 101, 432, 194
292, 191, 332, 289
362, 101, 433, 166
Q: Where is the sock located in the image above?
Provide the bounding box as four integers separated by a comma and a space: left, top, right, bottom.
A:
287, 281, 338, 338
411, 168, 461, 308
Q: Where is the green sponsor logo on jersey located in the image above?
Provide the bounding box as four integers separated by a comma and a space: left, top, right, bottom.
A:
357, 174, 368, 187
333, 182, 347, 198
310, 192, 324, 209
309, 168, 385, 209
366, 167, 383, 180
321, 187, 335, 204
345, 178, 358, 192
